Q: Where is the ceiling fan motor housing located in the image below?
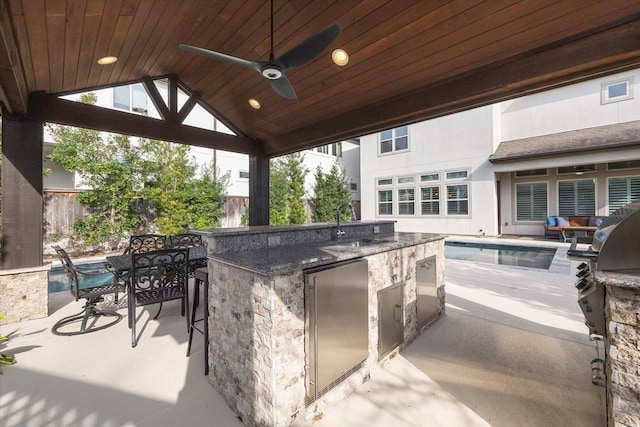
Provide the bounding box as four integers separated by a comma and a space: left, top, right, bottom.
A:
261, 65, 283, 79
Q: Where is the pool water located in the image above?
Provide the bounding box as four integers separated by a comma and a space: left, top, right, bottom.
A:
444, 241, 556, 270
48, 262, 112, 293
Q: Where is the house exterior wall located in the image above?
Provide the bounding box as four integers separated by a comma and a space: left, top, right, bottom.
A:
501, 71, 640, 140
360, 105, 499, 236
360, 69, 640, 237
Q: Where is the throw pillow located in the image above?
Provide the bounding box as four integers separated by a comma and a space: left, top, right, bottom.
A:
589, 217, 603, 227
556, 216, 570, 226
546, 216, 556, 226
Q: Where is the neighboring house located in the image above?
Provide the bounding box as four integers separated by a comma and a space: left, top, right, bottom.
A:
43, 78, 360, 228
360, 69, 640, 238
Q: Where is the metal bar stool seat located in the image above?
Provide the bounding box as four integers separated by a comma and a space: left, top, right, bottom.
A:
187, 266, 209, 375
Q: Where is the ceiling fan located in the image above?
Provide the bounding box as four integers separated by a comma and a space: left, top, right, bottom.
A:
179, 0, 341, 99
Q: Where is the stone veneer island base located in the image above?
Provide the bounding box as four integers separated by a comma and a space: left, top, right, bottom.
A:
199, 222, 446, 427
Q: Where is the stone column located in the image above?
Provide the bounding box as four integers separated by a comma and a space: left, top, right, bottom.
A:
604, 281, 640, 427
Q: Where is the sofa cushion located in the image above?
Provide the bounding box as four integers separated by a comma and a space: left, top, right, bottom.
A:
556, 216, 570, 226
589, 217, 604, 227
546, 216, 557, 226
569, 216, 589, 226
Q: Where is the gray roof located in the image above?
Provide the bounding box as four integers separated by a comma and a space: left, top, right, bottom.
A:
489, 120, 640, 163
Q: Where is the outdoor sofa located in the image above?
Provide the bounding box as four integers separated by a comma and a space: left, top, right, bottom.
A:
544, 215, 605, 240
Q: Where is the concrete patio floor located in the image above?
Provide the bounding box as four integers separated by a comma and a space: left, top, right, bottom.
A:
0, 238, 605, 426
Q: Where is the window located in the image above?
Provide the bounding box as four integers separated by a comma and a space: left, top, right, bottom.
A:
377, 178, 392, 186
113, 84, 148, 114
350, 182, 358, 191
515, 169, 547, 177
608, 176, 640, 212
558, 179, 596, 216
239, 171, 250, 179
331, 142, 342, 158
446, 170, 468, 180
379, 126, 408, 154
446, 184, 468, 215
608, 160, 640, 171
378, 190, 393, 215
398, 188, 415, 215
421, 186, 440, 215
420, 173, 439, 182
601, 77, 634, 104
397, 176, 415, 184
557, 164, 596, 175
516, 182, 547, 221
316, 145, 328, 154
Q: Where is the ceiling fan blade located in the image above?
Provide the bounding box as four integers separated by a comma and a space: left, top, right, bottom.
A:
276, 24, 341, 69
270, 76, 297, 99
179, 44, 261, 72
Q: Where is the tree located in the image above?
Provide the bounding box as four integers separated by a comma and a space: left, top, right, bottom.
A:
140, 140, 195, 235
269, 153, 309, 225
48, 92, 231, 248
269, 159, 289, 225
48, 93, 145, 249
312, 162, 352, 223
185, 163, 229, 230
140, 139, 230, 234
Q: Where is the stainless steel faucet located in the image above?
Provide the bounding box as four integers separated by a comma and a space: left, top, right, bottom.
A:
336, 203, 357, 238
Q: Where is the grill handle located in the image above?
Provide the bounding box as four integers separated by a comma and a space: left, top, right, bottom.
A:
566, 237, 599, 262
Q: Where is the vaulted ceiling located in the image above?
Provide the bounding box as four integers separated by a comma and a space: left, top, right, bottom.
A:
2, 0, 640, 158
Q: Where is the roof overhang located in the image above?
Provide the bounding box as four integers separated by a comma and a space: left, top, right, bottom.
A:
490, 120, 640, 172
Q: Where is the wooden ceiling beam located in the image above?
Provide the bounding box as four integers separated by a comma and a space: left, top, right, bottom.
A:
31, 93, 256, 155
266, 18, 640, 157
0, 0, 28, 114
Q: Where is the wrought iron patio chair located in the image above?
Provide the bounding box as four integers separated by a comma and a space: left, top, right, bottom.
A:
169, 233, 203, 248
124, 234, 168, 254
170, 232, 207, 275
128, 248, 190, 347
170, 233, 208, 309
51, 246, 125, 336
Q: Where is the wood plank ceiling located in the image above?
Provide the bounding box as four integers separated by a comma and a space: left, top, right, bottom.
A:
2, 0, 640, 158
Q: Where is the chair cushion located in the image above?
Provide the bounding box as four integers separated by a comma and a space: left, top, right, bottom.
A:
556, 216, 570, 226
546, 216, 557, 226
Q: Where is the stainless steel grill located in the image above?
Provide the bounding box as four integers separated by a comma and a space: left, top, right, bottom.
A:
566, 202, 640, 386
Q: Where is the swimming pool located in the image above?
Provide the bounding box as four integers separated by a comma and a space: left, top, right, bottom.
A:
444, 241, 556, 270
48, 261, 112, 293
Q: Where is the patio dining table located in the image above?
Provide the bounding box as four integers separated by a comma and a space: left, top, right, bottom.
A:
559, 225, 598, 243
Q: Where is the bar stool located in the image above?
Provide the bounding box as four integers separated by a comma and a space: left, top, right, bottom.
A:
187, 266, 209, 375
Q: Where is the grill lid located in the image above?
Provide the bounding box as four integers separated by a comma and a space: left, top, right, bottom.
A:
592, 202, 640, 271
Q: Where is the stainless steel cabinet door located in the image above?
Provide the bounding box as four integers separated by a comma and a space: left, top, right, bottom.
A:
417, 256, 438, 327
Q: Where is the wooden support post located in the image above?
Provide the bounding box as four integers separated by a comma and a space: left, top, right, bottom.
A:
249, 149, 269, 226
1, 107, 44, 269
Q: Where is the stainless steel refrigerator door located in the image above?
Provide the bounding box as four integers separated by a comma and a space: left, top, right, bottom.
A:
305, 258, 368, 402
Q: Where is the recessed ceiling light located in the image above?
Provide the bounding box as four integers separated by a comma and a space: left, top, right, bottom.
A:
97, 56, 118, 65
331, 49, 349, 66
248, 99, 261, 109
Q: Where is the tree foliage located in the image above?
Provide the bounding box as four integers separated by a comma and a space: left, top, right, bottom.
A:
312, 162, 353, 223
269, 153, 309, 225
48, 92, 228, 249
48, 94, 144, 248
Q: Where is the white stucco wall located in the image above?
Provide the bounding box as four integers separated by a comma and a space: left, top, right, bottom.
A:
360, 105, 500, 236
501, 71, 640, 140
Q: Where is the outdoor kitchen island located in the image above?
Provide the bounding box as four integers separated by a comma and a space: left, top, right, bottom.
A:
198, 221, 446, 427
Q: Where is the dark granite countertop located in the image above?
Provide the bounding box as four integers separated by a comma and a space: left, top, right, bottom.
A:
210, 231, 446, 276
594, 269, 640, 289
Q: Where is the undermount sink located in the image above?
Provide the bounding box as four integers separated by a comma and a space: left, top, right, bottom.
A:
341, 238, 395, 247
